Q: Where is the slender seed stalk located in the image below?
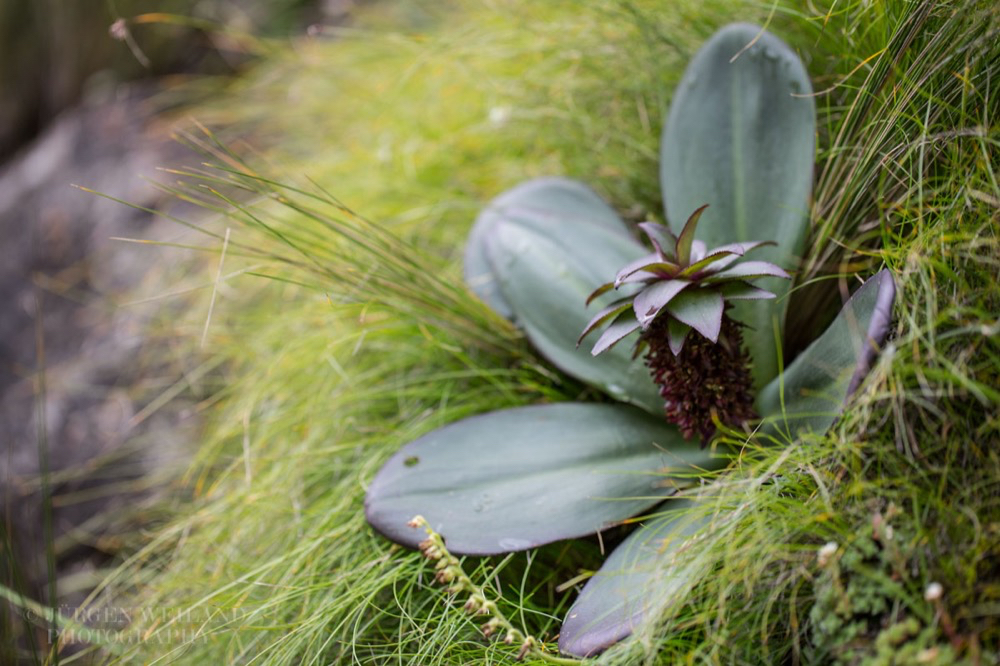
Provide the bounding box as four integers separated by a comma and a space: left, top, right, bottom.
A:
406, 516, 580, 665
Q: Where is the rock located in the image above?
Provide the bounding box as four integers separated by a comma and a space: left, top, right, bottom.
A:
0, 84, 201, 617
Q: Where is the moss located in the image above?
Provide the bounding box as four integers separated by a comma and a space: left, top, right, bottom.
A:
807, 519, 965, 666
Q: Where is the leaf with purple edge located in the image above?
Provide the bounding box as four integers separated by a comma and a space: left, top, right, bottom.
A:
616, 270, 659, 287
674, 204, 709, 266
559, 499, 712, 657
632, 280, 691, 327
702, 260, 790, 283
591, 311, 642, 356
639, 222, 677, 261
689, 240, 777, 275
677, 250, 740, 278
712, 240, 777, 256
586, 282, 616, 306
579, 300, 633, 345
664, 289, 724, 343
757, 269, 896, 437
720, 282, 777, 301
614, 253, 679, 287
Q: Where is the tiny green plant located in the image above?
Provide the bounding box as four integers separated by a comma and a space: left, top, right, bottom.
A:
365, 23, 896, 657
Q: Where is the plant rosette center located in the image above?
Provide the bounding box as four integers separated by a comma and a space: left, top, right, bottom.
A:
365, 23, 896, 658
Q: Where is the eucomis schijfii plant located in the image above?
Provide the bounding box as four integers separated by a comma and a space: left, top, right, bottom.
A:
365, 23, 896, 658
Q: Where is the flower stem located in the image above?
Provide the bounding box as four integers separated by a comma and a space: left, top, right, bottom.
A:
407, 516, 581, 664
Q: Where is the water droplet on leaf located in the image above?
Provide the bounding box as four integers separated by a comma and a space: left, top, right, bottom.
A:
474, 493, 494, 513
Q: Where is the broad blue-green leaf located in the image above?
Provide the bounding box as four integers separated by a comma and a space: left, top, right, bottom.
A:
365, 404, 725, 556
660, 23, 815, 386
560, 498, 711, 657
757, 270, 896, 438
464, 177, 632, 318
486, 214, 663, 413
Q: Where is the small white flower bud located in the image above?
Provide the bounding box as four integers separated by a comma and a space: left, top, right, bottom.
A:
924, 582, 943, 601
817, 541, 838, 567
109, 19, 128, 41
917, 647, 940, 662
481, 617, 500, 637
488, 106, 511, 126
463, 594, 484, 613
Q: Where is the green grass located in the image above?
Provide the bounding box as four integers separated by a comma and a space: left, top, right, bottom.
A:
58, 0, 1000, 663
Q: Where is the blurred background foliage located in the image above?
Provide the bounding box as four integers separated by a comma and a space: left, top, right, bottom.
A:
0, 0, 329, 161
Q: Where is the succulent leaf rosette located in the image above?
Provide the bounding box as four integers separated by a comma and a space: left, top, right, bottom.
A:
365, 24, 896, 658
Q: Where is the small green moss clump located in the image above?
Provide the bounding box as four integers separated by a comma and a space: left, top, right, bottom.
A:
807, 509, 966, 666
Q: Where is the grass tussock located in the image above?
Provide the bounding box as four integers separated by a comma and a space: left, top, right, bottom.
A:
65, 0, 1000, 664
